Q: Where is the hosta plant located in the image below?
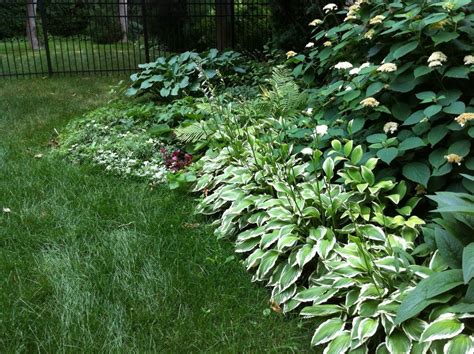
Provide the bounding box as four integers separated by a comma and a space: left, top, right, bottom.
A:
126, 49, 246, 100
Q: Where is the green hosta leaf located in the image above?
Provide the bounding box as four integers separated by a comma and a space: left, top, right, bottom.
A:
463, 243, 474, 284
423, 104, 442, 117
323, 331, 351, 353
323, 157, 335, 180
366, 82, 385, 96
395, 270, 464, 324
402, 162, 430, 187
359, 224, 385, 241
360, 166, 375, 185
311, 318, 345, 346
296, 244, 318, 268
435, 227, 463, 269
398, 137, 426, 151
300, 304, 343, 318
419, 316, 464, 342
220, 189, 246, 201
445, 66, 470, 79
357, 317, 379, 341
267, 207, 293, 221
294, 286, 329, 302
444, 335, 474, 354
277, 234, 299, 251
386, 330, 412, 354
377, 147, 398, 164
393, 41, 418, 59
351, 145, 363, 165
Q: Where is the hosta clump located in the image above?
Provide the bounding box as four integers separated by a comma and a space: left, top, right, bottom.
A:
194, 124, 461, 351
126, 49, 246, 100
289, 0, 474, 193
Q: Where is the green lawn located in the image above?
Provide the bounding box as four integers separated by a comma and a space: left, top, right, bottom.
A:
0, 78, 312, 352
0, 38, 161, 77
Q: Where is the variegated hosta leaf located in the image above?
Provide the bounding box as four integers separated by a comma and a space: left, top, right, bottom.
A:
323, 330, 351, 354
266, 206, 294, 221
278, 264, 303, 292
386, 330, 411, 354
359, 224, 386, 242
402, 318, 427, 341
419, 314, 464, 342
295, 243, 318, 268
244, 248, 264, 270
311, 317, 345, 346
271, 283, 297, 305
300, 304, 344, 318
283, 298, 301, 314
256, 250, 279, 280
443, 334, 474, 354
350, 317, 379, 350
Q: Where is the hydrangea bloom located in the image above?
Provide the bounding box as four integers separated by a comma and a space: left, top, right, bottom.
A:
427, 51, 447, 67
383, 122, 399, 134
360, 97, 380, 107
463, 55, 474, 65
377, 63, 397, 72
444, 154, 463, 165
315, 125, 329, 136
369, 15, 385, 25
334, 62, 353, 70
455, 113, 474, 127
286, 51, 297, 59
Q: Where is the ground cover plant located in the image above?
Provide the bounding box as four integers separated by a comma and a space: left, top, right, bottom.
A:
0, 78, 314, 352
53, 0, 474, 352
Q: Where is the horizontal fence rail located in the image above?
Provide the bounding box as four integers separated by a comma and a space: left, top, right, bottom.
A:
0, 0, 271, 78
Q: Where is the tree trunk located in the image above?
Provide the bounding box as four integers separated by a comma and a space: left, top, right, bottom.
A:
216, 0, 234, 51
118, 0, 128, 42
26, 0, 40, 50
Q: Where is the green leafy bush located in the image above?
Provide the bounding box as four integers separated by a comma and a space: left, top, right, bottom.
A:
125, 50, 246, 100
86, 6, 123, 44
288, 0, 474, 194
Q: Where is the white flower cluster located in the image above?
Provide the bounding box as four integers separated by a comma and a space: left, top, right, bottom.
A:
323, 3, 338, 13
334, 61, 353, 70
427, 51, 447, 68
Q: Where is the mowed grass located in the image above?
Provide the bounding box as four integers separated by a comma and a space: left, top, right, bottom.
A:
0, 78, 312, 352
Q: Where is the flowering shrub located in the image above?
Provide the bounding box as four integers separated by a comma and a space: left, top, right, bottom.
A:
288, 0, 474, 195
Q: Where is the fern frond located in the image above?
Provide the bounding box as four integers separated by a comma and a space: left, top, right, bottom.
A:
174, 122, 209, 143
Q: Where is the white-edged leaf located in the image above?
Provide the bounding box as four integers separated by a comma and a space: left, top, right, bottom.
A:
311, 318, 345, 346
300, 304, 343, 318
463, 243, 474, 284
443, 334, 474, 354
386, 330, 412, 354
296, 244, 318, 267
278, 264, 303, 291
294, 286, 330, 302
322, 330, 351, 354
359, 224, 386, 241
256, 250, 279, 279
420, 315, 464, 342
402, 318, 427, 341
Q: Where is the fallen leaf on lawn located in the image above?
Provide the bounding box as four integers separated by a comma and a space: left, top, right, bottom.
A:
2, 207, 11, 213
270, 300, 282, 313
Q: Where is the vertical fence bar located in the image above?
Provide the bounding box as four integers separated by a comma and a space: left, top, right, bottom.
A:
37, 0, 53, 75
141, 0, 150, 63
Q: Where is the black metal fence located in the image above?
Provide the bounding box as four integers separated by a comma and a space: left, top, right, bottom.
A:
0, 0, 271, 78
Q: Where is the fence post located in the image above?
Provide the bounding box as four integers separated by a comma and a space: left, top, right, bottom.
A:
216, 0, 234, 51
37, 0, 53, 75
141, 0, 150, 63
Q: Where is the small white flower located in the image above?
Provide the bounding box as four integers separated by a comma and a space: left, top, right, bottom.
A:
345, 85, 354, 91
463, 55, 474, 65
349, 67, 361, 75
301, 147, 314, 155
323, 3, 338, 13
334, 61, 353, 70
305, 42, 315, 48
304, 107, 314, 115
428, 60, 443, 68
360, 97, 380, 108
383, 122, 399, 134
286, 51, 297, 59
360, 62, 371, 69
315, 125, 329, 136
2, 207, 11, 213
34, 154, 43, 159
369, 15, 385, 25
309, 19, 323, 26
